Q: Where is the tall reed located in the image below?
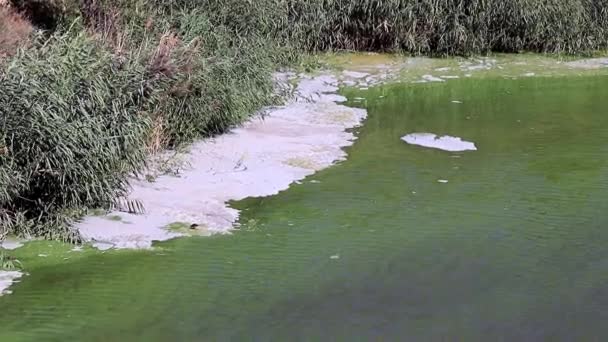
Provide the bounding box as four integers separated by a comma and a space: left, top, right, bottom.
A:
285, 0, 608, 55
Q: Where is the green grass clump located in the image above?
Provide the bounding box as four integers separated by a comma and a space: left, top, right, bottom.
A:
0, 252, 22, 271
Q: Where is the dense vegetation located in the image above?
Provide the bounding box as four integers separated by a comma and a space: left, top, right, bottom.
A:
1, 0, 607, 241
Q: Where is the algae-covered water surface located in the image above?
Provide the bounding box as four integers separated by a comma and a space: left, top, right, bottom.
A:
2, 74, 608, 340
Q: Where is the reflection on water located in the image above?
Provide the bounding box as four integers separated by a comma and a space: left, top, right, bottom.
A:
2, 76, 608, 341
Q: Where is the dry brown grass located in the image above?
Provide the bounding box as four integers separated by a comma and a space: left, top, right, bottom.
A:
0, 6, 33, 58
147, 115, 169, 155
148, 32, 181, 77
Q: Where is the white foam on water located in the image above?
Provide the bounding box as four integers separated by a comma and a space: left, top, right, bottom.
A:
342, 70, 370, 79
566, 58, 608, 69
401, 133, 477, 152
421, 74, 445, 82
0, 271, 22, 296
0, 238, 25, 250
77, 74, 367, 249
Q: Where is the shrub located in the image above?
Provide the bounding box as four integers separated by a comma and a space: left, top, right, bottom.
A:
141, 9, 279, 146
0, 32, 152, 240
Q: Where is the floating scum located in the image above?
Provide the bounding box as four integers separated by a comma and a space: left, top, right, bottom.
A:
401, 133, 478, 152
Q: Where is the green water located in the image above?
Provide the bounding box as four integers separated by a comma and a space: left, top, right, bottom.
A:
2, 75, 608, 341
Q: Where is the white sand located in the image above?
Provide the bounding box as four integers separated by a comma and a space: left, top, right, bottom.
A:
402, 133, 477, 152
77, 74, 367, 249
0, 271, 22, 296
